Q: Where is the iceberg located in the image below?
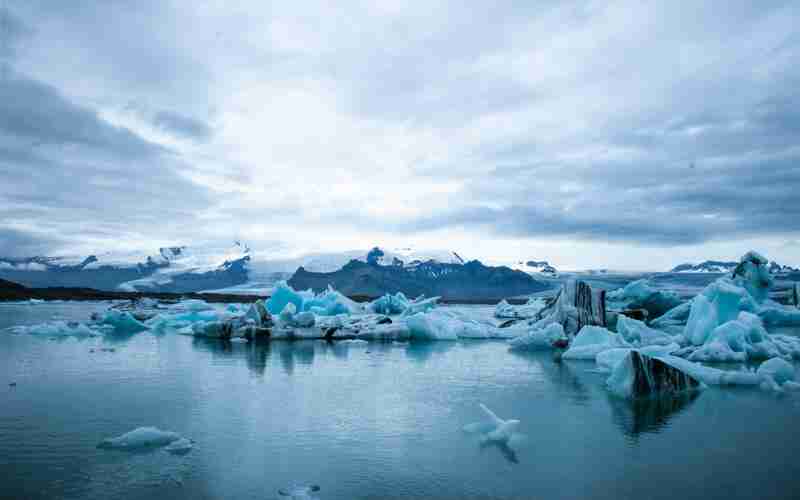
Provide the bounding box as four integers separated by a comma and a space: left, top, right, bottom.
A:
367, 292, 439, 316
757, 357, 795, 385
659, 251, 798, 332
100, 310, 149, 334
368, 292, 411, 315
532, 280, 607, 338
494, 297, 546, 320
595, 344, 680, 373
607, 279, 682, 320
97, 426, 184, 450
508, 323, 566, 351
562, 326, 629, 360
266, 281, 358, 317
606, 351, 701, 399
616, 316, 674, 346
686, 312, 780, 363
406, 311, 460, 340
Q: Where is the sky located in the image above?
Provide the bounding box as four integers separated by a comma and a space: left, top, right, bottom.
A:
1, 0, 799, 270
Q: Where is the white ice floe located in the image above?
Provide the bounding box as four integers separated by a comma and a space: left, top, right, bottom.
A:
277, 484, 321, 499
494, 297, 546, 320
463, 403, 524, 446
164, 437, 194, 454
616, 316, 675, 347
562, 326, 630, 360
508, 323, 566, 351
9, 321, 100, 337
97, 426, 184, 450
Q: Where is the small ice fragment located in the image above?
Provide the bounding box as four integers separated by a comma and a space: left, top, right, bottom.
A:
164, 437, 193, 455
97, 426, 182, 450
277, 484, 321, 499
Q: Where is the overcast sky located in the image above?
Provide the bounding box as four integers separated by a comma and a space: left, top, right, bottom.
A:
1, 0, 799, 270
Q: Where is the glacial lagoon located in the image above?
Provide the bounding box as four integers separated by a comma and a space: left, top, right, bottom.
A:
2, 300, 800, 500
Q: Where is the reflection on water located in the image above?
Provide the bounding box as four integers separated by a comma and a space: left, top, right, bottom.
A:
479, 438, 519, 464
608, 391, 700, 440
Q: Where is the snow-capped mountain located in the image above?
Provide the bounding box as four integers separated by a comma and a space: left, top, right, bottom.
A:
0, 242, 254, 293
670, 260, 798, 274
507, 260, 559, 277
288, 257, 550, 301
0, 244, 474, 295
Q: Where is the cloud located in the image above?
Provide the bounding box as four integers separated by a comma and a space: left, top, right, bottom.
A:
0, 0, 798, 268
152, 110, 213, 141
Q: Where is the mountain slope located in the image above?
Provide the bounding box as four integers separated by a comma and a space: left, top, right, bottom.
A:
288, 259, 550, 301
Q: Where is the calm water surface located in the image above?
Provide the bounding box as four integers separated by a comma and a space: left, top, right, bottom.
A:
2, 302, 800, 500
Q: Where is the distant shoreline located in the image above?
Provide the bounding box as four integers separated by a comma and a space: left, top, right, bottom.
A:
0, 279, 526, 305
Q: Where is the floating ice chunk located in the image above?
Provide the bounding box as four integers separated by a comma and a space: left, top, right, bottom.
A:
368, 292, 410, 315
758, 303, 800, 327
684, 295, 718, 346
367, 292, 439, 316
170, 299, 213, 312
230, 337, 248, 343
508, 323, 566, 351
294, 311, 316, 328
267, 281, 311, 315
562, 326, 629, 360
100, 310, 148, 333
401, 296, 440, 316
244, 299, 272, 327
616, 316, 674, 346
607, 279, 682, 319
688, 312, 779, 363
304, 286, 362, 316
595, 344, 680, 373
10, 321, 99, 337
164, 437, 194, 454
757, 358, 795, 385
279, 303, 297, 323
656, 356, 762, 387
606, 351, 701, 399
495, 297, 546, 320
404, 310, 508, 340
277, 484, 321, 499
97, 426, 182, 450
650, 301, 692, 329
463, 403, 522, 445
405, 312, 459, 340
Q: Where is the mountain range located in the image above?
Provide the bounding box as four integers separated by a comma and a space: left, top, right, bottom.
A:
670, 260, 799, 274
0, 244, 550, 299
288, 256, 549, 301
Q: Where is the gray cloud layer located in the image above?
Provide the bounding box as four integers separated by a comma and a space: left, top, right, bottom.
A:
0, 1, 798, 264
